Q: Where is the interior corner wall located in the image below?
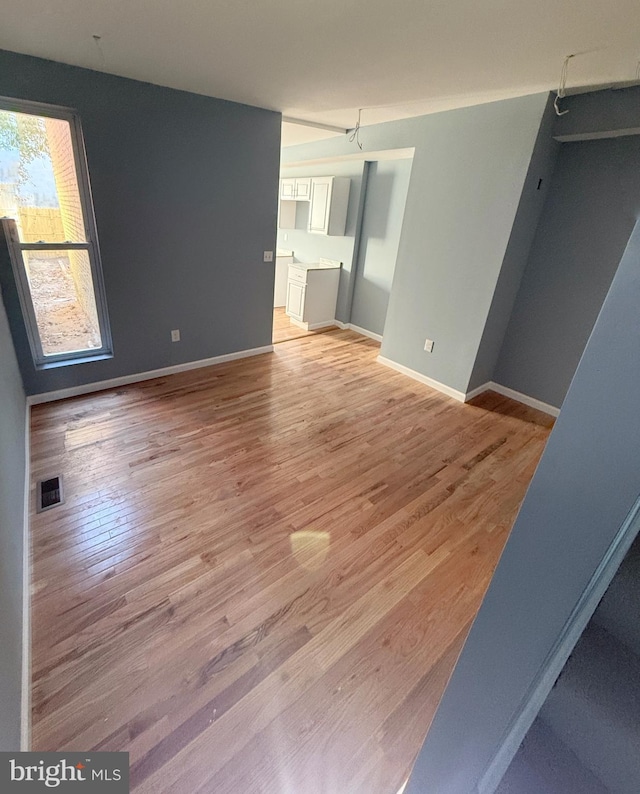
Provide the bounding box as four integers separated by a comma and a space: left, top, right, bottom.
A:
405, 218, 640, 794
467, 95, 559, 392
0, 287, 27, 751
493, 133, 640, 409
0, 49, 281, 396
281, 93, 549, 394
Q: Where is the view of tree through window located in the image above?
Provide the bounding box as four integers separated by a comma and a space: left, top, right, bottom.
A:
0, 108, 103, 357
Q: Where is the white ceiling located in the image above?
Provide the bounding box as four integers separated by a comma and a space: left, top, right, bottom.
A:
2, 0, 640, 148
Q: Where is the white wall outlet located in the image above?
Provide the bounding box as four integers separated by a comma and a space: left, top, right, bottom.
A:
171, 329, 180, 342
263, 250, 274, 262
424, 338, 434, 353
283, 233, 288, 241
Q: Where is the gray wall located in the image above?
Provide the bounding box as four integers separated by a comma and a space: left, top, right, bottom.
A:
0, 49, 281, 396
0, 288, 27, 750
554, 84, 640, 141
406, 220, 640, 793
282, 93, 548, 394
276, 161, 365, 323
350, 158, 412, 336
468, 96, 559, 391
494, 134, 640, 408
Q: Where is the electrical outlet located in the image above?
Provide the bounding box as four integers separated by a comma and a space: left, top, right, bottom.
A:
283, 233, 288, 241
263, 250, 273, 262
424, 338, 434, 353
171, 329, 180, 342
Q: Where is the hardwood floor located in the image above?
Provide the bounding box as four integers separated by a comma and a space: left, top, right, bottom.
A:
272, 306, 336, 344
29, 329, 553, 793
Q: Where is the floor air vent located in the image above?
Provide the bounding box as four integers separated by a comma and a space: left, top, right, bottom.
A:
37, 476, 63, 512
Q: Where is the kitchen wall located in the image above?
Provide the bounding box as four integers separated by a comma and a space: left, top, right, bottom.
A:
0, 289, 27, 750
282, 93, 549, 394
406, 218, 640, 794
350, 158, 412, 336
277, 161, 364, 323
494, 134, 640, 408
0, 49, 281, 396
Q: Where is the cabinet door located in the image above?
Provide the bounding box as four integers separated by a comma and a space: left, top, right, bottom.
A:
294, 178, 312, 201
280, 178, 296, 200
309, 178, 331, 233
286, 280, 305, 320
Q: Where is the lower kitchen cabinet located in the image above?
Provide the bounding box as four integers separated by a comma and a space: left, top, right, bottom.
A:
285, 260, 341, 330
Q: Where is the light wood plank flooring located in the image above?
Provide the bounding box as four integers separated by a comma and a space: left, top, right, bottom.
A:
272, 306, 336, 344
29, 330, 553, 793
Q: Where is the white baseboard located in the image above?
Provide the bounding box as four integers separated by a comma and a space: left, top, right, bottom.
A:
348, 323, 383, 343
477, 494, 640, 794
374, 362, 561, 417
464, 382, 492, 401
307, 321, 338, 331
27, 345, 274, 405
481, 382, 560, 417
21, 402, 31, 751
377, 356, 467, 402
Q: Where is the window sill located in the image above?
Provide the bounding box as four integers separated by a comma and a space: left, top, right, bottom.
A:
37, 351, 114, 370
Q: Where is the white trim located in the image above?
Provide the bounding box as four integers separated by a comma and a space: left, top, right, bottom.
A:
477, 495, 640, 794
372, 364, 561, 417
377, 356, 467, 402
554, 126, 640, 143
282, 116, 347, 134
482, 382, 560, 417
20, 402, 31, 751
289, 318, 338, 332
348, 324, 383, 343
283, 147, 415, 169
463, 382, 492, 402
27, 346, 274, 405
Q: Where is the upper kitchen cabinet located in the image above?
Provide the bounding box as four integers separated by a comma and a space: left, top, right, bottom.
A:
308, 177, 350, 236
280, 177, 312, 201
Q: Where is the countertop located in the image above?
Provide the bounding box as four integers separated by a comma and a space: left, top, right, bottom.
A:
289, 258, 341, 271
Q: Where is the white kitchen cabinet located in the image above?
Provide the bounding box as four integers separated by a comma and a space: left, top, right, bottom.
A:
285, 260, 341, 330
294, 177, 311, 200
280, 178, 296, 200
280, 178, 312, 202
308, 177, 350, 236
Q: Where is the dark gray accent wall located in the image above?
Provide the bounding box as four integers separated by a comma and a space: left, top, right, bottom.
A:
0, 287, 26, 751
282, 93, 548, 394
406, 220, 640, 794
276, 161, 365, 323
0, 49, 281, 396
468, 96, 559, 391
350, 158, 412, 336
494, 134, 640, 408
554, 85, 640, 141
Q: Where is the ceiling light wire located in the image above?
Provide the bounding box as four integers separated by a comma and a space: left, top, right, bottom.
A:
348, 109, 364, 150
554, 53, 575, 116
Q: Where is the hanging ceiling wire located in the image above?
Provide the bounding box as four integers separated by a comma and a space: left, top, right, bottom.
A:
348, 109, 364, 150
554, 53, 575, 116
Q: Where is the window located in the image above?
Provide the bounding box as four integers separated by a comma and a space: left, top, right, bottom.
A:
0, 97, 111, 366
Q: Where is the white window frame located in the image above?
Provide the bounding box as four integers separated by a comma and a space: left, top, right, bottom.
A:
0, 95, 112, 367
